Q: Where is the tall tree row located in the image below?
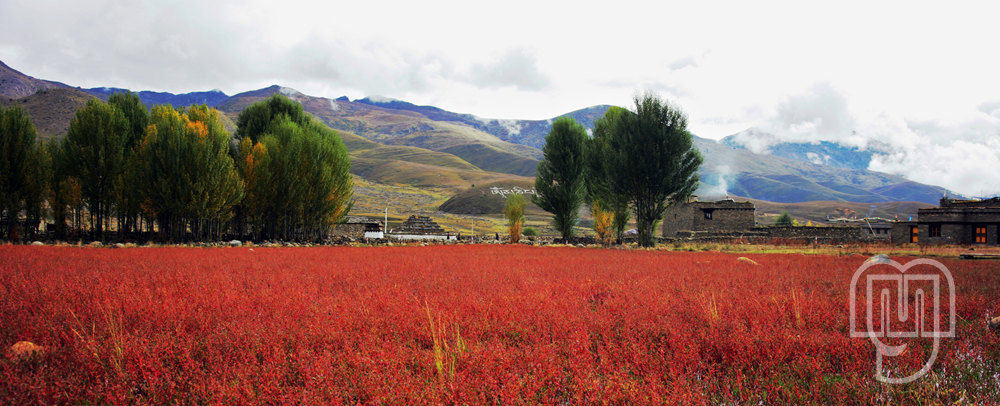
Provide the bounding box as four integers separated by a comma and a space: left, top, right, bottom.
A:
592, 94, 703, 247
0, 106, 47, 240
132, 105, 244, 241
62, 99, 128, 240
534, 93, 702, 247
234, 95, 353, 240
1, 92, 353, 243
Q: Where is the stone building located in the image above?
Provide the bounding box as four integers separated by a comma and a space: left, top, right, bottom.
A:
330, 216, 384, 239
891, 197, 1000, 245
661, 199, 894, 243
829, 218, 893, 240
661, 199, 756, 238
390, 215, 455, 241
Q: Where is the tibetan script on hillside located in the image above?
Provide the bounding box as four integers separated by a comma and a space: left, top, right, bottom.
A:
489, 186, 537, 197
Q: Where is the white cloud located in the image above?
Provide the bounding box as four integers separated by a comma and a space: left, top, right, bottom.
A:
870, 139, 1000, 198
744, 83, 1000, 196
1, 0, 999, 193
469, 49, 550, 91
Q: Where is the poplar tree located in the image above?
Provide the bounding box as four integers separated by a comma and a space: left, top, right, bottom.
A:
0, 106, 42, 240
133, 105, 243, 241
234, 95, 352, 240
532, 116, 587, 240
108, 91, 148, 237
63, 99, 128, 240
586, 106, 632, 243
602, 94, 703, 247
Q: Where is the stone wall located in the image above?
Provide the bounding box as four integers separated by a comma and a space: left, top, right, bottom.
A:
329, 224, 366, 239
892, 219, 1000, 245
662, 200, 755, 238
666, 225, 886, 244
890, 222, 916, 245
762, 225, 869, 244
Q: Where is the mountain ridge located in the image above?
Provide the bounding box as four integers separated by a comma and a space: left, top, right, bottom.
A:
0, 59, 960, 205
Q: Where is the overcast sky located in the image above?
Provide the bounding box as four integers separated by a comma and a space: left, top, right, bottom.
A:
2, 0, 999, 195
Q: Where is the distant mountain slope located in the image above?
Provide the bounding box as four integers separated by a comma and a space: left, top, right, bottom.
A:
438, 179, 544, 215
693, 137, 951, 204
721, 128, 880, 170
0, 88, 95, 139
473, 105, 612, 149
218, 85, 541, 176
85, 87, 229, 108
748, 199, 933, 223
0, 59, 960, 205
355, 97, 611, 149
0, 60, 70, 99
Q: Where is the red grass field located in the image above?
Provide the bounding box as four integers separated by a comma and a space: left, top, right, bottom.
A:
1, 245, 998, 403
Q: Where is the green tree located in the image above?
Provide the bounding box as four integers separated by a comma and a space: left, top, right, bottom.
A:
64, 99, 128, 240
0, 106, 41, 240
504, 193, 526, 243
533, 117, 587, 240
22, 140, 50, 241
587, 107, 632, 243
603, 94, 703, 247
134, 105, 243, 241
774, 211, 794, 226
234, 95, 352, 240
108, 91, 148, 238
45, 138, 71, 239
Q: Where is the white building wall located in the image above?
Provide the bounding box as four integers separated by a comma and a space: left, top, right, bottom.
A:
390, 234, 457, 241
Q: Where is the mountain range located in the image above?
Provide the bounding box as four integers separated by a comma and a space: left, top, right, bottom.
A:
0, 59, 955, 211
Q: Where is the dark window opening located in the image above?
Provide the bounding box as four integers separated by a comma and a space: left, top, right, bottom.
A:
703, 209, 713, 220
929, 224, 941, 237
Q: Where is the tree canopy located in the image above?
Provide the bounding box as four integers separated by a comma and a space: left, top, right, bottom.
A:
774, 211, 794, 226
599, 94, 703, 247
586, 106, 632, 243
533, 116, 587, 240
0, 106, 44, 239
504, 193, 526, 243
234, 94, 353, 240
63, 98, 128, 239
133, 104, 244, 241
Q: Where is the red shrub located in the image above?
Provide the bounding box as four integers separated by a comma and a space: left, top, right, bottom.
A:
0, 245, 997, 403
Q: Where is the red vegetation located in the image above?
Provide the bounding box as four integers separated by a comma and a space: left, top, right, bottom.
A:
1, 245, 998, 403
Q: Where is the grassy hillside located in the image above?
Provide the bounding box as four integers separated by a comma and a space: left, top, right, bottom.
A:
219, 86, 543, 177
438, 180, 544, 215
748, 198, 933, 224
438, 143, 539, 177
352, 145, 478, 170
351, 158, 529, 189
339, 130, 381, 151
0, 88, 94, 140
0, 60, 70, 99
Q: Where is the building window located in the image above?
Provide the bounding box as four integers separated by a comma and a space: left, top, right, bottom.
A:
910, 226, 919, 243
703, 209, 713, 220
929, 224, 941, 237
975, 225, 987, 243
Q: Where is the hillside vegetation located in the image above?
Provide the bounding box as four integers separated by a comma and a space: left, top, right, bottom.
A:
0, 88, 94, 140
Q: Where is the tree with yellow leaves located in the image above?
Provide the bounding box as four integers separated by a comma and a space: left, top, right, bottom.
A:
504, 193, 526, 243
591, 200, 614, 245
132, 105, 243, 241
